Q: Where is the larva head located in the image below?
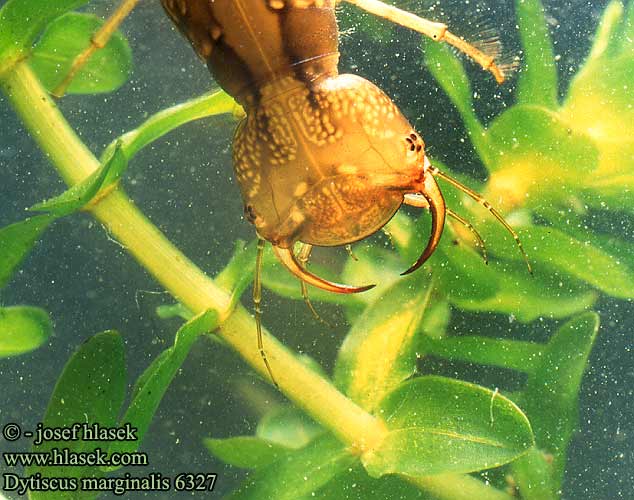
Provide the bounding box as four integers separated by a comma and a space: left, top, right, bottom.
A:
234, 73, 445, 258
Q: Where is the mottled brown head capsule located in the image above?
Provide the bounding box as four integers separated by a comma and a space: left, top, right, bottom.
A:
161, 0, 449, 292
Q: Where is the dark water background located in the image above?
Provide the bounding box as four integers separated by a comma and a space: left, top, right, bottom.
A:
0, 0, 632, 498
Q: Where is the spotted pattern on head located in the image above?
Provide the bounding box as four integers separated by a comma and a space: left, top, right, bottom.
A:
286, 81, 400, 147
233, 98, 299, 200
233, 73, 415, 217
234, 120, 262, 200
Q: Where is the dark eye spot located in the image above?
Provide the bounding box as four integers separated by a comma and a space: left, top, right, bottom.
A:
410, 133, 418, 140
244, 205, 257, 223
416, 144, 422, 152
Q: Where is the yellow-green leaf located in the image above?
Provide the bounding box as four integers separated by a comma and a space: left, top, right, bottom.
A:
0, 306, 52, 357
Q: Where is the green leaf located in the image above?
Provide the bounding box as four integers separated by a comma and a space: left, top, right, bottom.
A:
562, 54, 634, 144
28, 331, 126, 499
515, 312, 599, 485
422, 336, 543, 375
447, 257, 598, 323
228, 434, 356, 500
100, 90, 240, 164
204, 436, 289, 469
0, 0, 90, 73
0, 214, 56, 288
583, 1, 626, 63
155, 302, 193, 321
216, 239, 257, 305
30, 13, 131, 95
573, 231, 634, 282
0, 306, 52, 357
334, 272, 433, 411
340, 243, 409, 324
484, 106, 599, 199
205, 405, 323, 470
256, 405, 323, 449
515, 0, 558, 108
130, 348, 172, 399
434, 237, 500, 304
383, 211, 417, 258
511, 447, 558, 500
341, 244, 404, 319
423, 40, 492, 165
420, 297, 450, 339
41, 330, 126, 425
317, 466, 514, 500
106, 309, 219, 463
313, 464, 424, 500
363, 376, 533, 477
623, 0, 634, 53
30, 142, 127, 216
482, 222, 634, 299
410, 474, 515, 500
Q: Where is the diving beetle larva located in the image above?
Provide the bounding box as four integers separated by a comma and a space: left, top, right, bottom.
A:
57, 0, 531, 384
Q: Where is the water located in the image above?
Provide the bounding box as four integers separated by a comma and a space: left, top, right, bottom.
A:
0, 0, 633, 498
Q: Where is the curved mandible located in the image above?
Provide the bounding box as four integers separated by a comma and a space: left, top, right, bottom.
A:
273, 246, 375, 294
401, 172, 447, 275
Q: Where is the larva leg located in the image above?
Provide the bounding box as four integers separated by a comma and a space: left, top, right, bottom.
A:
52, 0, 141, 97
404, 194, 488, 264
429, 167, 532, 274
446, 208, 488, 265
297, 243, 333, 327
273, 245, 375, 294
341, 0, 506, 83
344, 244, 359, 261
254, 238, 278, 387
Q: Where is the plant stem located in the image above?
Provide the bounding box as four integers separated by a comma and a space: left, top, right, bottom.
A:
1, 61, 386, 453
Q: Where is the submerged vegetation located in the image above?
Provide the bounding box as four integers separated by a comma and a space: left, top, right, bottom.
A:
0, 0, 632, 498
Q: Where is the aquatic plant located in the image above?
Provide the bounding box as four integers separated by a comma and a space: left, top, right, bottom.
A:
0, 0, 631, 498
